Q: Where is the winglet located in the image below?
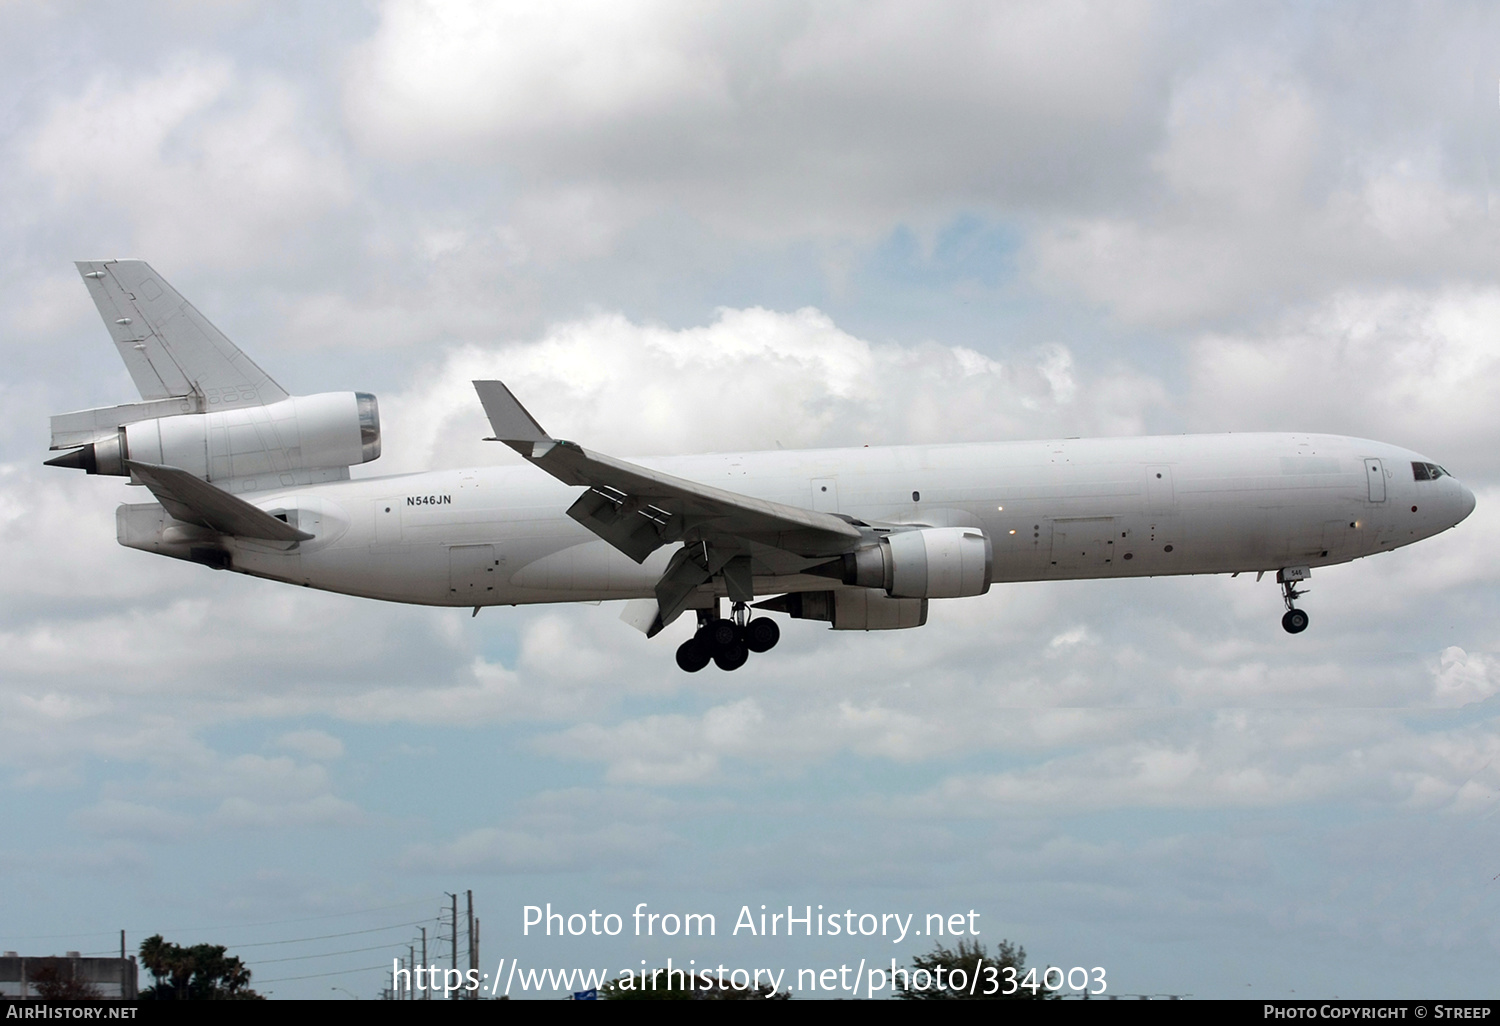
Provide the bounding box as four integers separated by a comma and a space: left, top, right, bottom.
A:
473, 380, 552, 454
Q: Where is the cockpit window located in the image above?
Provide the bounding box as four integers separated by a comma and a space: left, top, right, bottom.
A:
1412, 462, 1446, 481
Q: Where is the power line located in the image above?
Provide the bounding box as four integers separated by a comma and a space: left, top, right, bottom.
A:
0, 897, 436, 944
16, 893, 465, 996
255, 963, 391, 984
230, 919, 439, 949
0, 930, 121, 943
245, 941, 411, 966
152, 898, 439, 935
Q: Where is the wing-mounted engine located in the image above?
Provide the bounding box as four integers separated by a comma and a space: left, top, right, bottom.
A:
753, 589, 928, 630
822, 526, 993, 598
46, 391, 380, 492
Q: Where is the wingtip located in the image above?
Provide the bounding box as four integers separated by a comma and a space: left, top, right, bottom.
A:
472, 379, 552, 445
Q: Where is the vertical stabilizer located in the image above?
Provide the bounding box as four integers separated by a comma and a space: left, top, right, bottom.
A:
75, 259, 287, 409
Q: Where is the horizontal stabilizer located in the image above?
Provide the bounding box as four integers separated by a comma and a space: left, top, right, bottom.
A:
125, 461, 312, 542
50, 396, 203, 450
76, 260, 287, 409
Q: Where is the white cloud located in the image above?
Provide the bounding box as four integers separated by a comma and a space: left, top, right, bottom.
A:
210, 792, 363, 830
1153, 56, 1319, 213
344, 0, 1164, 238
75, 799, 193, 843
402, 788, 677, 872
917, 712, 1500, 815
404, 821, 668, 873
1183, 288, 1500, 478
24, 57, 352, 265
1028, 56, 1495, 326
276, 729, 346, 761
1431, 647, 1499, 709
345, 0, 730, 149
1048, 625, 1096, 650
371, 304, 1167, 477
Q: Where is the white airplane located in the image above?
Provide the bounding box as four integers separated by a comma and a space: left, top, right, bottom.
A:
48, 260, 1476, 672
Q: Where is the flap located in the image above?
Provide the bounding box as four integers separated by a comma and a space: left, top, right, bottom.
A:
472, 379, 861, 563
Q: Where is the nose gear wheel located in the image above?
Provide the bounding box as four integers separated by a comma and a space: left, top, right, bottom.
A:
1278, 571, 1310, 634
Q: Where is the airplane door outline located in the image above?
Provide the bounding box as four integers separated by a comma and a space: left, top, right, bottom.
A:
375, 499, 402, 544
449, 544, 497, 597
1365, 458, 1386, 502
1146, 465, 1175, 515
1049, 516, 1117, 571
811, 477, 839, 513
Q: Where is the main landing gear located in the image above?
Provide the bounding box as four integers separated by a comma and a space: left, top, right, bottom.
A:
1278, 567, 1310, 634
675, 602, 781, 672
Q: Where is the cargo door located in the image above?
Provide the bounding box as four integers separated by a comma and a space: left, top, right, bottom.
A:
449, 543, 497, 600
1321, 518, 1355, 560
1049, 517, 1118, 572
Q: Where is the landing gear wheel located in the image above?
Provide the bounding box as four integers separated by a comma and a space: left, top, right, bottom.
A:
712, 642, 749, 671
675, 636, 712, 672
1277, 571, 1310, 635
705, 618, 740, 651
744, 617, 780, 653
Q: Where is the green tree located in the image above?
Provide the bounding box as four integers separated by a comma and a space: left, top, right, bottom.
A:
138, 935, 262, 1000
30, 965, 103, 1000
895, 938, 1060, 1000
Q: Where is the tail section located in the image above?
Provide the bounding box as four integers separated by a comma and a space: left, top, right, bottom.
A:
51, 260, 380, 497
75, 259, 287, 408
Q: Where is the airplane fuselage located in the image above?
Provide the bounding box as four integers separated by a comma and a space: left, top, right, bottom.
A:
56, 259, 1477, 668
119, 431, 1475, 610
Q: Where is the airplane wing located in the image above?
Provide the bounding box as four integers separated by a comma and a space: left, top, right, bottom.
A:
125, 461, 312, 543
473, 380, 862, 565
76, 260, 288, 409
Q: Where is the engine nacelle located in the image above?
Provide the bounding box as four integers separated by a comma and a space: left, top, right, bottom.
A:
837, 526, 992, 598
48, 392, 380, 491
758, 589, 928, 630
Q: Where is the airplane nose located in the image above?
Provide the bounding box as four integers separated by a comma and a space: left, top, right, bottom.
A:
1456, 482, 1476, 523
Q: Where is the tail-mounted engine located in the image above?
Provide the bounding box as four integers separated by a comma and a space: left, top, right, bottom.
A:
46, 392, 380, 492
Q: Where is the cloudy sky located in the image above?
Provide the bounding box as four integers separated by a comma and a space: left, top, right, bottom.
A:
3, 0, 1499, 1000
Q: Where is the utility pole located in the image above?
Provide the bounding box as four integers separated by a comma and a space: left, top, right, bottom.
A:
408, 946, 415, 1000
449, 892, 458, 999
421, 927, 428, 1001
466, 891, 475, 1001
473, 918, 481, 1001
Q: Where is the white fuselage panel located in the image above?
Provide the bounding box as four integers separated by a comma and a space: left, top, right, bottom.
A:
120, 433, 1473, 608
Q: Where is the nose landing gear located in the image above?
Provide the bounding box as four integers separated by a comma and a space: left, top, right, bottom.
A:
674, 602, 781, 672
1277, 567, 1311, 634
